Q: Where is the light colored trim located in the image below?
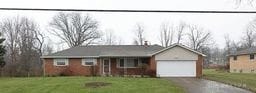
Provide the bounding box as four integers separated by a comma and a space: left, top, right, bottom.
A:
81, 58, 97, 66
41, 56, 99, 58
102, 58, 111, 75
99, 59, 102, 75
53, 58, 69, 66
152, 44, 206, 57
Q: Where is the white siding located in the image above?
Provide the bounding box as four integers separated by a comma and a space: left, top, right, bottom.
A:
155, 46, 198, 60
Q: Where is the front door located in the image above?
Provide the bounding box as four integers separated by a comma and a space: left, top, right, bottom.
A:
103, 58, 111, 75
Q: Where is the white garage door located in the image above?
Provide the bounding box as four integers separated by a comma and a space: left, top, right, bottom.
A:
157, 61, 196, 77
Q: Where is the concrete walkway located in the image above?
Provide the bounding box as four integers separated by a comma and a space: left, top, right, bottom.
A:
165, 78, 252, 93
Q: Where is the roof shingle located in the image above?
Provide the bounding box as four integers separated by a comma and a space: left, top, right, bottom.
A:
42, 45, 164, 58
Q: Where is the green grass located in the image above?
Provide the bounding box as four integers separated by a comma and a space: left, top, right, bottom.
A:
0, 77, 184, 93
203, 69, 256, 92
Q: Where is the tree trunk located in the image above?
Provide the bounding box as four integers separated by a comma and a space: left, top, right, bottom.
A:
0, 68, 2, 77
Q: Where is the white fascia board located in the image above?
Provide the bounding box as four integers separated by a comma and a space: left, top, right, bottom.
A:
151, 44, 206, 57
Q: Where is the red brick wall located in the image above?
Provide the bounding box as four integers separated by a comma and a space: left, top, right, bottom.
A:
44, 58, 100, 76
148, 56, 157, 77
196, 55, 203, 77
44, 58, 147, 76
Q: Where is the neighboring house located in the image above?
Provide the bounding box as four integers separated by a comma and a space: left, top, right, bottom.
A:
41, 44, 205, 77
229, 47, 256, 73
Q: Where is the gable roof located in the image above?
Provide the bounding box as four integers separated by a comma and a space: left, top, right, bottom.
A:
152, 44, 206, 56
41, 45, 164, 58
229, 47, 256, 56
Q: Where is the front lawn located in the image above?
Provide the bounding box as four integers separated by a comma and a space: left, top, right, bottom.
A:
0, 77, 184, 93
203, 69, 256, 92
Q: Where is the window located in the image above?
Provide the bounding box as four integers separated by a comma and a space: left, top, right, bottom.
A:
82, 58, 96, 66
119, 59, 124, 67
250, 54, 255, 60
233, 56, 237, 61
54, 59, 68, 66
117, 58, 140, 68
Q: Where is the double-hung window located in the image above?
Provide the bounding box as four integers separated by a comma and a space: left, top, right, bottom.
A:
82, 58, 96, 66
117, 58, 140, 68
54, 59, 69, 66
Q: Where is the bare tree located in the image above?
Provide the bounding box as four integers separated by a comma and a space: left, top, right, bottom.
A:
234, 0, 256, 6
224, 34, 232, 54
102, 30, 117, 45
242, 22, 256, 48
49, 12, 100, 47
159, 23, 174, 47
1, 17, 20, 64
187, 25, 212, 51
1, 17, 21, 76
117, 37, 124, 45
1, 16, 44, 77
0, 32, 5, 77
42, 39, 53, 55
133, 24, 145, 45
176, 22, 186, 44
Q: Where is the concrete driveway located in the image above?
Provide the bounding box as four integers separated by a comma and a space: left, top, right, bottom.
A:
165, 78, 252, 93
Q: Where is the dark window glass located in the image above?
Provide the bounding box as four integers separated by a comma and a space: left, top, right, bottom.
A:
250, 54, 254, 60
85, 62, 94, 65
119, 59, 124, 67
134, 59, 139, 67
233, 56, 237, 60
57, 62, 66, 65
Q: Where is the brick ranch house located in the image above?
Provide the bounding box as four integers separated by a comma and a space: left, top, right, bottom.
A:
229, 47, 256, 73
41, 44, 205, 77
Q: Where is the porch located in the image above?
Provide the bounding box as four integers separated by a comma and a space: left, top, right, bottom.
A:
98, 57, 152, 76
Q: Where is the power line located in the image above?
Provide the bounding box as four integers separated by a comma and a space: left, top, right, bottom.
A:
0, 8, 256, 13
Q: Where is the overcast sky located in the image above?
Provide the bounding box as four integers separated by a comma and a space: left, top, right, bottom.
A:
0, 0, 256, 51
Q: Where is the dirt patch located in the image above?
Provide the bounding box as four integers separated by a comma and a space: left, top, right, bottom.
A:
85, 82, 111, 88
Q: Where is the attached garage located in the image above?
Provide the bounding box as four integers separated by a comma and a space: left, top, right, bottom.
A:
157, 61, 196, 77
153, 44, 205, 77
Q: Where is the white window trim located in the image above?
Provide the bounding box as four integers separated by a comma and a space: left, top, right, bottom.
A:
116, 58, 141, 68
82, 58, 97, 66
54, 59, 69, 66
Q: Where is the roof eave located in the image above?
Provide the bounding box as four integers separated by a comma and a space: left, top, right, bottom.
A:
41, 56, 99, 58
99, 55, 151, 57
151, 44, 207, 57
